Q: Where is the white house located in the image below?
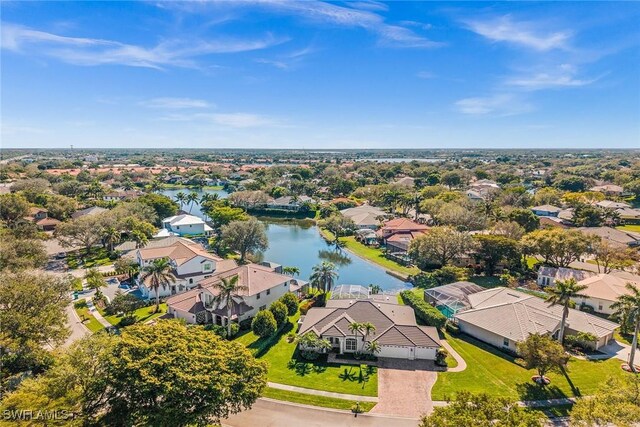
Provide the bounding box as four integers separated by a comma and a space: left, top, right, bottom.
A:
537, 266, 596, 288
340, 205, 388, 229
299, 300, 440, 360
573, 274, 640, 315
136, 239, 236, 299
531, 204, 562, 217
166, 263, 304, 325
161, 214, 213, 237
267, 195, 316, 211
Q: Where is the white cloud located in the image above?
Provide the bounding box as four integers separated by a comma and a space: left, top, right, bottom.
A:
416, 71, 435, 79
455, 94, 533, 116
1, 22, 286, 69
140, 97, 211, 109
506, 64, 601, 90
211, 113, 275, 128
464, 15, 571, 51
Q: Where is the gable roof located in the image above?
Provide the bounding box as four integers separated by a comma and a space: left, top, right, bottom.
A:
456, 287, 618, 340
577, 274, 639, 302
537, 267, 596, 282
577, 227, 640, 247
162, 214, 205, 226
137, 240, 221, 266
200, 263, 297, 297
71, 206, 108, 219
381, 218, 429, 232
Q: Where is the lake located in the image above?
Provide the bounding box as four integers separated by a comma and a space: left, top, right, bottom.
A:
161, 187, 229, 218
160, 189, 410, 292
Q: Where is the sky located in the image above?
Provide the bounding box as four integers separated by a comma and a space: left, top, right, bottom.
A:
2, 1, 640, 149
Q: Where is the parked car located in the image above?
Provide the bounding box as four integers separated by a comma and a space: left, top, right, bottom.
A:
55, 252, 67, 259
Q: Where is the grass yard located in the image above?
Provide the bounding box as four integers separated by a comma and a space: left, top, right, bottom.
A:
433, 333, 628, 401
67, 247, 113, 269
262, 387, 376, 411
340, 236, 420, 277
236, 313, 378, 397
468, 276, 503, 288
617, 225, 640, 233
73, 301, 104, 333
98, 303, 167, 327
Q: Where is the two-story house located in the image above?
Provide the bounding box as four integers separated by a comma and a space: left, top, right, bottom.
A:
136, 239, 236, 299
166, 263, 304, 325
160, 214, 213, 237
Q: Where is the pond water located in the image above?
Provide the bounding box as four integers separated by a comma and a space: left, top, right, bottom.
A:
160, 189, 410, 292
161, 188, 229, 218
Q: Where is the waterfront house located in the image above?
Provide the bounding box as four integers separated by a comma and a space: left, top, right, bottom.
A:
161, 214, 213, 237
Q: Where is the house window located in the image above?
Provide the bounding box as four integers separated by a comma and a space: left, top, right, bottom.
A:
203, 263, 212, 271
189, 278, 193, 284
267, 289, 271, 295
256, 292, 261, 299
503, 338, 509, 347
598, 303, 603, 311
259, 305, 266, 311
346, 338, 357, 351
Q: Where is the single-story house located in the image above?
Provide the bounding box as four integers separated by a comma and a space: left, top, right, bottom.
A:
577, 226, 640, 248
299, 299, 440, 360
161, 214, 213, 237
537, 266, 596, 288
531, 204, 562, 217
340, 205, 388, 229
71, 206, 108, 219
466, 190, 486, 202
454, 287, 618, 350
103, 189, 141, 202
267, 195, 315, 211
596, 200, 631, 210
539, 216, 570, 229
574, 274, 640, 315
394, 176, 415, 188
36, 217, 62, 231
378, 218, 429, 240
617, 208, 640, 225
167, 263, 303, 325
590, 184, 625, 196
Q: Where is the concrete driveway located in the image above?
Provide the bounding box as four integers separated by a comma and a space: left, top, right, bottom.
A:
369, 358, 437, 419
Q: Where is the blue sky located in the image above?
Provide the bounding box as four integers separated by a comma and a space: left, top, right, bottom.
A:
2, 1, 639, 149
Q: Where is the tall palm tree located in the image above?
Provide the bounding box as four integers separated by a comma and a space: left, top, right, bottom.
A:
186, 191, 200, 213
211, 275, 248, 337
362, 322, 376, 341
545, 278, 588, 344
174, 192, 187, 209
366, 340, 381, 356
102, 226, 121, 253
309, 262, 338, 293
611, 283, 640, 371
200, 192, 219, 205
282, 266, 300, 276
85, 268, 107, 298
139, 258, 176, 312
149, 179, 164, 193
349, 322, 363, 353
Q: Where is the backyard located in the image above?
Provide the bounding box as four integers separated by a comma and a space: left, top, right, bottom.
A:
432, 332, 629, 401
236, 312, 378, 397
97, 303, 168, 327
66, 247, 114, 269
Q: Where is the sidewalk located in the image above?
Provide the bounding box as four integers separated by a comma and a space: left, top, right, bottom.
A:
440, 340, 467, 372
85, 297, 112, 328
267, 382, 378, 402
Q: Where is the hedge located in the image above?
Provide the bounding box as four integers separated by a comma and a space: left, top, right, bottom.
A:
400, 290, 446, 329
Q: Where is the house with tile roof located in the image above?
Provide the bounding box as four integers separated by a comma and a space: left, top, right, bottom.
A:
573, 274, 640, 315
340, 204, 389, 229
136, 239, 236, 298
167, 263, 304, 325
298, 300, 440, 360
160, 213, 213, 237
71, 206, 108, 219
537, 266, 596, 288
454, 287, 618, 351
577, 226, 640, 248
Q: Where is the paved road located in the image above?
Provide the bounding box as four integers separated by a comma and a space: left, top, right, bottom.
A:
63, 302, 90, 347
223, 398, 419, 427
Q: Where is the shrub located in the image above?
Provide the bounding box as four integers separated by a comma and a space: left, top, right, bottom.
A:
118, 315, 136, 327
315, 292, 327, 307
400, 291, 446, 329
269, 301, 288, 327
299, 300, 314, 315
435, 348, 449, 367
252, 310, 277, 338
228, 322, 240, 338
206, 324, 228, 338
579, 303, 595, 314
239, 318, 253, 331
279, 292, 299, 316
445, 321, 460, 335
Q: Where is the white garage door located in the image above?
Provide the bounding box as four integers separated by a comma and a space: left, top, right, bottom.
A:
415, 347, 437, 360
379, 345, 412, 359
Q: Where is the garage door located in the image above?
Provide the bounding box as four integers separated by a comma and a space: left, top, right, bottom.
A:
379, 345, 412, 359
415, 347, 437, 360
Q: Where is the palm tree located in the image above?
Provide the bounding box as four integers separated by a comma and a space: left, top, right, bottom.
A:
86, 180, 104, 200
174, 192, 187, 209
282, 266, 300, 276
102, 226, 121, 253
85, 268, 107, 298
366, 340, 381, 356
114, 257, 139, 283
139, 258, 176, 313
149, 179, 164, 193
545, 278, 588, 344
611, 283, 640, 371
211, 275, 248, 337
200, 192, 219, 205
349, 322, 363, 353
309, 262, 338, 293
362, 322, 376, 340
186, 191, 199, 213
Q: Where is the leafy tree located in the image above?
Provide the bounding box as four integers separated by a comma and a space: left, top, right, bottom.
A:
44, 194, 78, 220
570, 375, 640, 427
408, 226, 474, 268
507, 208, 539, 233
522, 229, 594, 268
227, 190, 270, 209
0, 230, 47, 272
572, 204, 605, 227
211, 275, 248, 337
11, 178, 51, 203
321, 214, 356, 238
206, 204, 249, 229
0, 193, 30, 226
252, 310, 277, 338
0, 272, 71, 378
532, 187, 562, 207
85, 268, 107, 298
113, 257, 139, 282
554, 176, 589, 192
279, 292, 299, 316
441, 171, 462, 189
490, 220, 525, 241
138, 193, 178, 224
610, 283, 640, 371
139, 257, 176, 312
104, 321, 267, 426
309, 261, 339, 293
545, 279, 588, 344
55, 215, 105, 256
419, 391, 542, 427
269, 301, 288, 327
562, 191, 604, 207
591, 239, 638, 274
105, 291, 145, 317
473, 235, 521, 276
221, 218, 268, 263
516, 333, 569, 383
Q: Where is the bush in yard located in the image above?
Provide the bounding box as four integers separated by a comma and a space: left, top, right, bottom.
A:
400, 291, 446, 329
269, 301, 288, 327
279, 292, 299, 316
445, 321, 460, 335
435, 348, 449, 367
299, 300, 314, 315
118, 315, 136, 328
252, 310, 277, 338
239, 318, 252, 331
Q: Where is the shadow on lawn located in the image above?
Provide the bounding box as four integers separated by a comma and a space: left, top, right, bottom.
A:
286, 350, 375, 389
248, 321, 294, 358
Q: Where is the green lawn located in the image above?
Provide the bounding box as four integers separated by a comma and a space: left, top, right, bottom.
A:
98, 303, 167, 327
614, 329, 636, 346
67, 247, 113, 269
236, 313, 378, 397
340, 236, 420, 277
262, 387, 376, 411
73, 301, 105, 333
468, 276, 503, 288
617, 225, 640, 233
433, 333, 628, 401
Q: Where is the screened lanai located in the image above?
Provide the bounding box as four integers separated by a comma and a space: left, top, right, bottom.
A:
424, 281, 485, 318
